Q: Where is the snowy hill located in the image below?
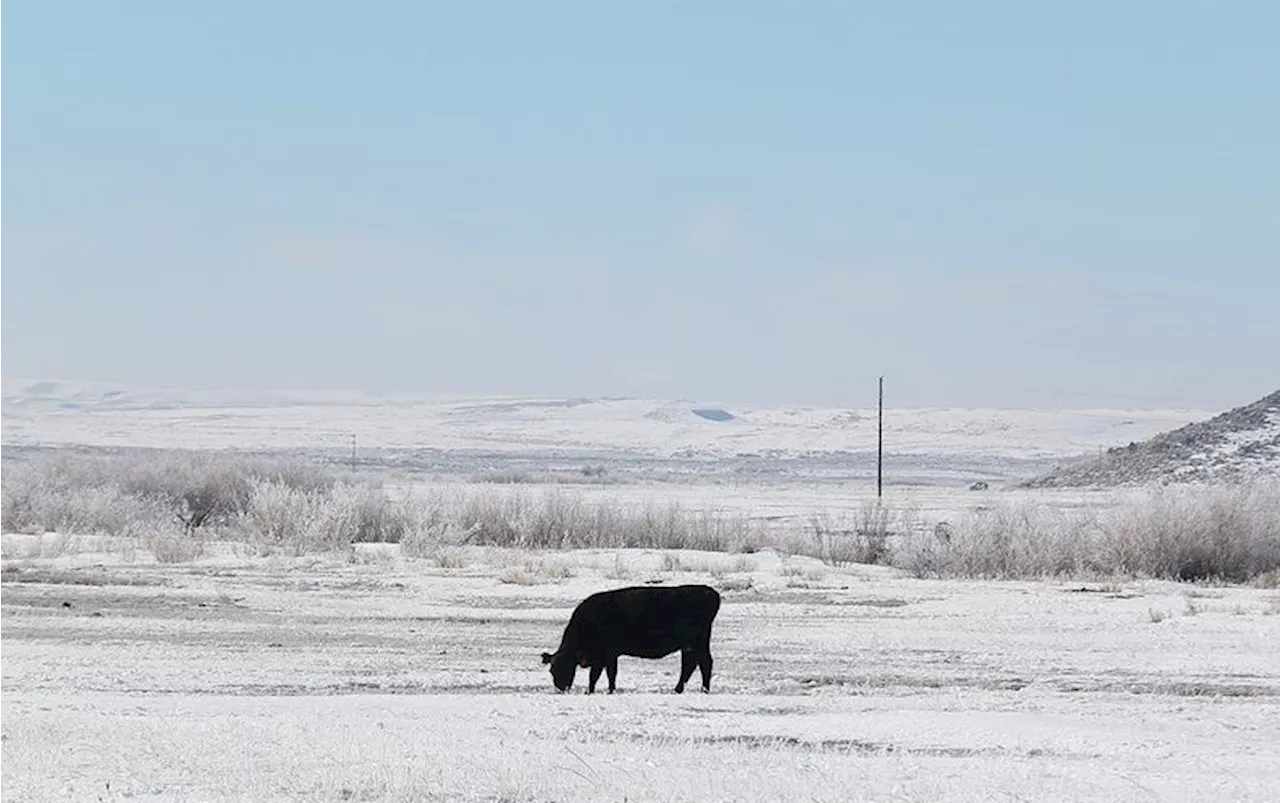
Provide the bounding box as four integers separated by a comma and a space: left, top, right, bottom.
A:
1, 378, 1206, 463
1023, 390, 1280, 487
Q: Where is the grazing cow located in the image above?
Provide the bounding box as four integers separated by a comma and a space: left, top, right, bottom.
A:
540, 584, 722, 694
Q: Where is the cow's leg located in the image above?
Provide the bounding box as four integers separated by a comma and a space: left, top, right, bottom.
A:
696, 627, 715, 692
587, 662, 604, 694
675, 649, 698, 693
605, 655, 619, 694
698, 650, 714, 692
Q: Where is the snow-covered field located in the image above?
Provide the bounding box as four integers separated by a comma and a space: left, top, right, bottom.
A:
6, 381, 1275, 801
1, 379, 1209, 529
3, 541, 1279, 802
1, 379, 1205, 461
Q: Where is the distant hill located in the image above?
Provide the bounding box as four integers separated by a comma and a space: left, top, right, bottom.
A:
1022, 390, 1280, 488
2, 377, 1205, 464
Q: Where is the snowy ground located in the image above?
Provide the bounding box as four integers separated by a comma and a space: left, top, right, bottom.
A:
1, 380, 1209, 532
404, 477, 1152, 536
4, 540, 1279, 802
4, 382, 1273, 800
1, 379, 1205, 461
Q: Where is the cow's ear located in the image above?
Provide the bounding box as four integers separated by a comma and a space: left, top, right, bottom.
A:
541, 652, 554, 665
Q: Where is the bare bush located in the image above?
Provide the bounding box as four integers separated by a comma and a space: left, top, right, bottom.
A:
896, 481, 1280, 582
1101, 482, 1280, 582
467, 465, 620, 486
6, 450, 1277, 583
1, 473, 165, 538
896, 502, 1107, 579
136, 524, 205, 563
235, 480, 408, 555
469, 469, 540, 485
2, 451, 334, 537
436, 489, 761, 553
805, 502, 912, 566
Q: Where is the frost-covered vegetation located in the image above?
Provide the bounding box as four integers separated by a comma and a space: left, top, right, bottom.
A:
3, 450, 1277, 583
0, 451, 772, 559
898, 482, 1280, 583
4, 543, 1279, 802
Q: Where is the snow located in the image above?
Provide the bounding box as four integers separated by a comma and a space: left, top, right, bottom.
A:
2, 378, 1206, 461
3, 543, 1279, 802
2, 378, 1197, 531
4, 381, 1274, 800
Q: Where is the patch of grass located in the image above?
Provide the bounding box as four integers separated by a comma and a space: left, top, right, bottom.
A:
604, 553, 633, 581
9, 450, 1279, 584
498, 566, 542, 585
805, 503, 911, 567
1183, 587, 1223, 599
466, 465, 621, 486
140, 527, 204, 564
468, 469, 540, 485
896, 480, 1280, 584
1251, 568, 1280, 589
429, 547, 468, 569
0, 565, 163, 586
717, 575, 754, 592
781, 562, 827, 581
347, 545, 398, 567
497, 556, 576, 585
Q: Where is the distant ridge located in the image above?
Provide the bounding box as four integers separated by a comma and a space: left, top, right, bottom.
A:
1022, 390, 1280, 488
2, 377, 1207, 462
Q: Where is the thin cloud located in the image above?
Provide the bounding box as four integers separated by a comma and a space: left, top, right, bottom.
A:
674, 205, 745, 263
265, 234, 406, 277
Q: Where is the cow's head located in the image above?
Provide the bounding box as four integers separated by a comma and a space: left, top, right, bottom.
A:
540, 650, 578, 692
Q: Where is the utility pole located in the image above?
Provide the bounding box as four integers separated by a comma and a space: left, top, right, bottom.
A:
877, 376, 884, 500
350, 434, 357, 474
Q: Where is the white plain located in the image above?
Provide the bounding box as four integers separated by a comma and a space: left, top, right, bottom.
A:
3, 542, 1278, 802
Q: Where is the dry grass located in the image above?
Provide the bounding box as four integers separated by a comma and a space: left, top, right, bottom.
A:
497, 556, 576, 585
5, 451, 1279, 584
896, 481, 1280, 583
139, 527, 205, 564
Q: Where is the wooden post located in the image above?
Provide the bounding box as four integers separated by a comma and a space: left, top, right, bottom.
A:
877, 376, 884, 500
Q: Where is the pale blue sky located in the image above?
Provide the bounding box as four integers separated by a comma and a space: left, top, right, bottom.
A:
4, 1, 1277, 409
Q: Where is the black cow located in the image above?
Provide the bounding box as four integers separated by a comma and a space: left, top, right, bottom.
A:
540, 584, 722, 694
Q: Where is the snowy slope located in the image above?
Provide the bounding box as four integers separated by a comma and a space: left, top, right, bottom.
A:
1025, 389, 1280, 487
1, 378, 1206, 461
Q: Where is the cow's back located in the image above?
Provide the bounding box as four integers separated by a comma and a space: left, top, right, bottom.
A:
570, 585, 720, 659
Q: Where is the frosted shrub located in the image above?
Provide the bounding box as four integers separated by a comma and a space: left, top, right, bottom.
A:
234, 480, 384, 555
897, 501, 1110, 579
1102, 481, 1280, 582
135, 522, 205, 563
2, 478, 163, 538
397, 493, 461, 558
234, 480, 464, 555
7, 449, 1276, 582
1, 451, 336, 537
236, 481, 320, 554
456, 490, 528, 546
800, 502, 913, 567
896, 481, 1280, 582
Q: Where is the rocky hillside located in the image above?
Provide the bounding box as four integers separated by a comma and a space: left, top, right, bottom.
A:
1022, 390, 1280, 488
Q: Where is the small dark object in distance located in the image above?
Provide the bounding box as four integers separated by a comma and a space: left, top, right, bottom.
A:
541, 584, 722, 694
969, 481, 989, 491
691, 408, 735, 422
